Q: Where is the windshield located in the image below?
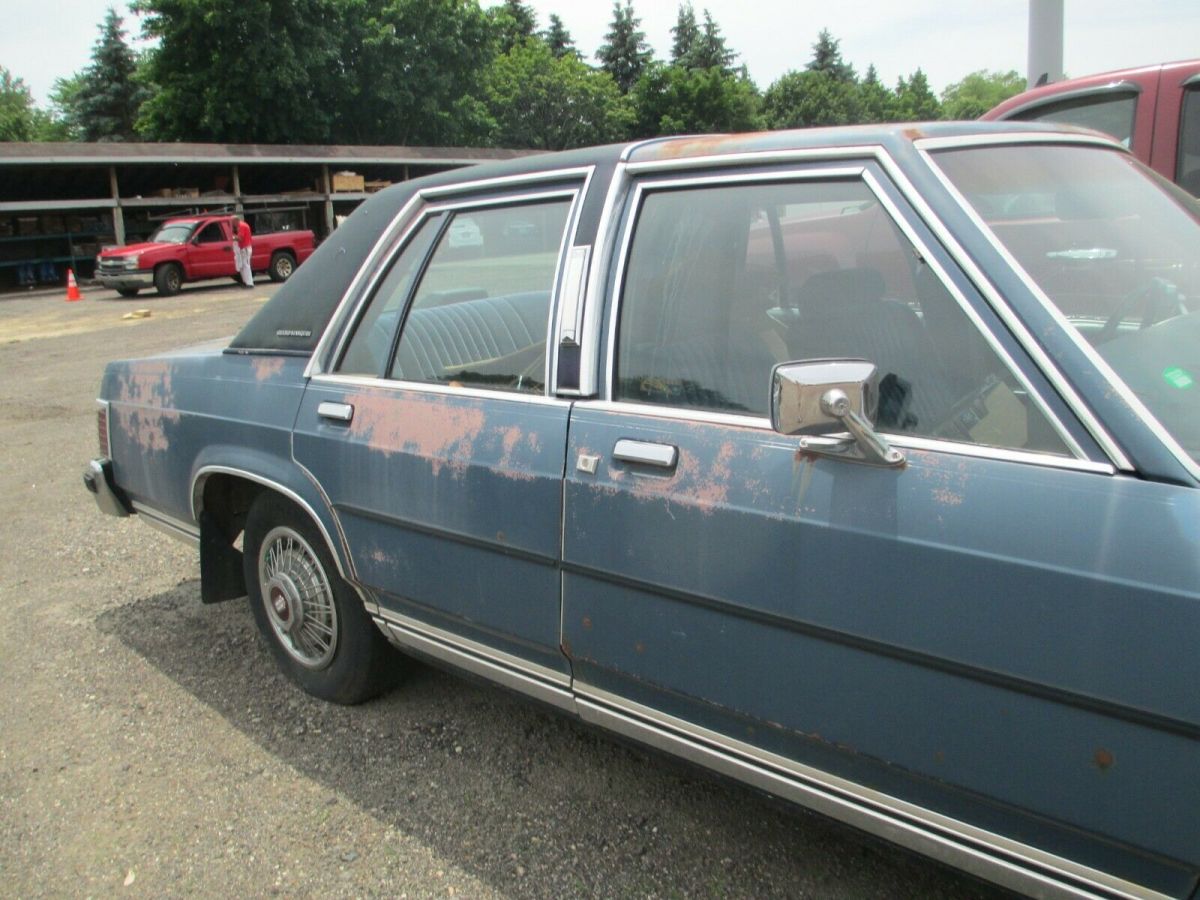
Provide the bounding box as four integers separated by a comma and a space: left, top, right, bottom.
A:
149, 222, 197, 244
932, 144, 1200, 466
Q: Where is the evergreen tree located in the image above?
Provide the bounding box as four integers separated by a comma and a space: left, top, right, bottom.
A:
693, 10, 735, 72
490, 0, 538, 54
894, 68, 941, 121
670, 3, 700, 67
542, 13, 577, 59
806, 28, 855, 83
73, 8, 149, 142
763, 69, 861, 129
597, 1, 652, 93
856, 64, 895, 123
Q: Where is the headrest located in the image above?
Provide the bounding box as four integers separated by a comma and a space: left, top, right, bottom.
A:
795, 267, 886, 313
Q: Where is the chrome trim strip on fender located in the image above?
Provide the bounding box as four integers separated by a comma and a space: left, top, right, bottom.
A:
574, 684, 1166, 900
131, 502, 200, 546
374, 609, 575, 712
190, 465, 351, 584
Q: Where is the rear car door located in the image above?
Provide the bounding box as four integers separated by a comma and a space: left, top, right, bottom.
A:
561, 160, 1200, 893
294, 179, 585, 698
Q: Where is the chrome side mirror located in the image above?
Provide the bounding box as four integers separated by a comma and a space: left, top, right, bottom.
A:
771, 359, 904, 467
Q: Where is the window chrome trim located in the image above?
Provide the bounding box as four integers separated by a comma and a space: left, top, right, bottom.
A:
572, 401, 1115, 475
917, 145, 1200, 478
374, 608, 574, 712
309, 372, 574, 408
575, 684, 1166, 900
599, 159, 1088, 463
130, 502, 200, 546
623, 145, 888, 174
306, 166, 594, 380
881, 145, 1133, 470
914, 132, 1126, 154
306, 192, 424, 378
991, 82, 1142, 122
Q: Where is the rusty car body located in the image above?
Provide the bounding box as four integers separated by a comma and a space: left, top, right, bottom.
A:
85, 123, 1200, 899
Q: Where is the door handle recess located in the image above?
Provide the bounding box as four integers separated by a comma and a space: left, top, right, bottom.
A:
317, 401, 354, 423
613, 439, 678, 469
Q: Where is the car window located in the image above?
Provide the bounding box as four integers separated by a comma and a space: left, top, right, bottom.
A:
337, 214, 443, 376
195, 222, 225, 244
1177, 86, 1200, 197
614, 178, 1070, 455
388, 199, 571, 394
1012, 91, 1138, 148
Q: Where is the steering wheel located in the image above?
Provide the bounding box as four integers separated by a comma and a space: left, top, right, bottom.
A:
1096, 277, 1179, 345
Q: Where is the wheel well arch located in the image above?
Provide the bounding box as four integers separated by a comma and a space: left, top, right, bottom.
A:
191, 466, 352, 584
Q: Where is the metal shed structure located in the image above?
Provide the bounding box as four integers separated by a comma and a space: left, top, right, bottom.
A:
0, 142, 532, 291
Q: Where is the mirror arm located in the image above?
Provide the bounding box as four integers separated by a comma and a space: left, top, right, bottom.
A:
798, 388, 905, 468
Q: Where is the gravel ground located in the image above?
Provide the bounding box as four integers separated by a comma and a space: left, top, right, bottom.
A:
0, 282, 1013, 898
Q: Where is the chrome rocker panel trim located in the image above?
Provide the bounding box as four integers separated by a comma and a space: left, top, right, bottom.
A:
575, 684, 1166, 900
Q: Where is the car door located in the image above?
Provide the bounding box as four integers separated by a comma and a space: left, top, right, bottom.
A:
189, 220, 232, 278
561, 162, 1200, 890
293, 184, 583, 693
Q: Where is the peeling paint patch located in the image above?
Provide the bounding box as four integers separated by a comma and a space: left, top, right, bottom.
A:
251, 357, 286, 382
347, 390, 486, 478
113, 360, 181, 452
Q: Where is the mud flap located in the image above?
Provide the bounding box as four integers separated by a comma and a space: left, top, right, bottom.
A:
199, 511, 246, 603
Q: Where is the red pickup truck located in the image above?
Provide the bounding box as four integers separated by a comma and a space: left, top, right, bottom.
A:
983, 58, 1200, 196
96, 215, 316, 297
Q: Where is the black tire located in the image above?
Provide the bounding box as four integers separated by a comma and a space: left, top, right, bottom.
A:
268, 250, 296, 283
116, 287, 140, 298
242, 493, 400, 704
154, 262, 183, 296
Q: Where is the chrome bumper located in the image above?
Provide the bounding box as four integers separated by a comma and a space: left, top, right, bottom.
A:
83, 458, 131, 517
96, 272, 154, 290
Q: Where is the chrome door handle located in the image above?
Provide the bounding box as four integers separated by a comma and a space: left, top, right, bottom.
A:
613, 439, 678, 469
317, 401, 354, 423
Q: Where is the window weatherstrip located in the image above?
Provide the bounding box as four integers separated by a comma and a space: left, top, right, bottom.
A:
310, 372, 574, 408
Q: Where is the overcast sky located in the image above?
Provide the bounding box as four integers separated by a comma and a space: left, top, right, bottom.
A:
5, 0, 1198, 109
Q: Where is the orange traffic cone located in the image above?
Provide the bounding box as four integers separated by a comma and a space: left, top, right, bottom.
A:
65, 268, 82, 302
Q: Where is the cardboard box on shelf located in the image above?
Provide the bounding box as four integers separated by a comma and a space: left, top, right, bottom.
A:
365, 180, 392, 193
17, 217, 39, 236
331, 171, 365, 192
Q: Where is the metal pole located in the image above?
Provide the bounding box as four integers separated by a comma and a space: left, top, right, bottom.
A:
108, 165, 125, 246
1028, 0, 1064, 89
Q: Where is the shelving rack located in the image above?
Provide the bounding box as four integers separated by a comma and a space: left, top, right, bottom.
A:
0, 142, 530, 291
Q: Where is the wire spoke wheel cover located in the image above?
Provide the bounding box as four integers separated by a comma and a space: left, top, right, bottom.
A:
257, 525, 338, 669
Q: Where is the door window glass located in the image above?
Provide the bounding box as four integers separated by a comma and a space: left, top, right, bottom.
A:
1012, 92, 1138, 148
337, 214, 442, 376
1177, 86, 1200, 196
615, 178, 1069, 455
389, 199, 571, 394
195, 222, 225, 243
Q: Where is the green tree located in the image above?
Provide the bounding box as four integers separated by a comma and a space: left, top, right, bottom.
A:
136, 0, 342, 143
763, 69, 862, 129
670, 3, 699, 66
807, 28, 855, 83
597, 1, 652, 93
940, 69, 1024, 119
73, 8, 149, 141
632, 62, 760, 136
46, 74, 86, 140
894, 68, 941, 121
485, 39, 632, 149
856, 64, 895, 123
490, 0, 537, 54
542, 13, 577, 58
693, 10, 735, 72
0, 67, 37, 141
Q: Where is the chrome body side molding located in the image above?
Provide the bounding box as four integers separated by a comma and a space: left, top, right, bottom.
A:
130, 501, 200, 546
